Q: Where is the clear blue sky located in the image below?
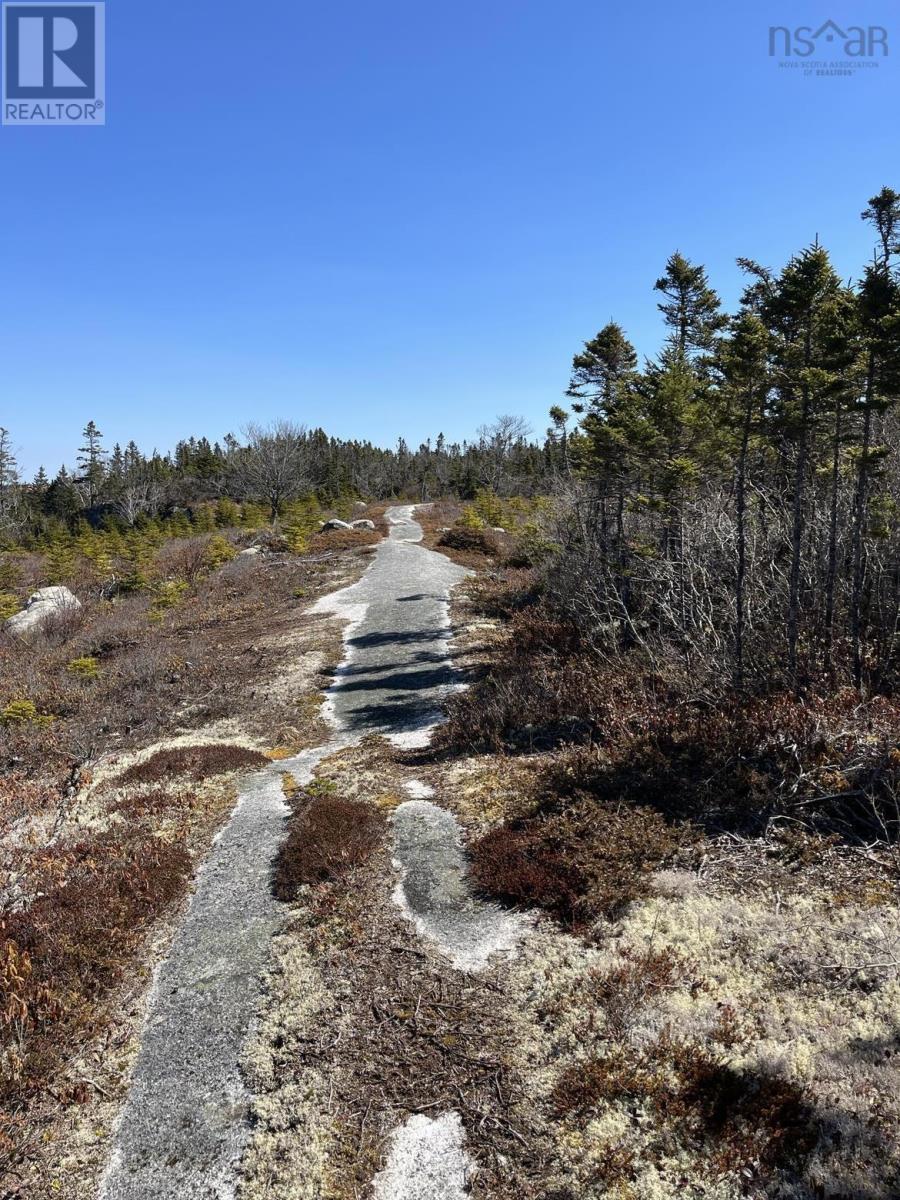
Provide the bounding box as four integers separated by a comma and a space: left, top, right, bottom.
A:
2, 0, 897, 476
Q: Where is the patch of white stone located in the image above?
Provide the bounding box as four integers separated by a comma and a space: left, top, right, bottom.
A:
403, 779, 436, 799
371, 1111, 473, 1200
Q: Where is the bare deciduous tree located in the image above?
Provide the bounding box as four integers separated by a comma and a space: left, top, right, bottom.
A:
234, 421, 311, 521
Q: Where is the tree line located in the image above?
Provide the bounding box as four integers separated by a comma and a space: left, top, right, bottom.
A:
0, 414, 546, 544
554, 186, 900, 695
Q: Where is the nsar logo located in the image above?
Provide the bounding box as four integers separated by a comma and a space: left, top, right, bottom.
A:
3, 2, 105, 126
769, 19, 888, 59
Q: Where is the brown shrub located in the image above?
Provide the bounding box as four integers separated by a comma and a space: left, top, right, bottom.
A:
470, 796, 688, 928
33, 601, 86, 646
469, 825, 583, 923
0, 834, 191, 1176
437, 527, 500, 557
312, 528, 381, 552
553, 1035, 815, 1176
441, 576, 900, 843
272, 794, 385, 899
117, 743, 270, 786
156, 535, 212, 584
586, 946, 701, 1040
109, 788, 181, 819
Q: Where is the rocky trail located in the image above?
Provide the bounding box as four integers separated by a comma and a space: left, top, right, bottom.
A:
101, 505, 528, 1199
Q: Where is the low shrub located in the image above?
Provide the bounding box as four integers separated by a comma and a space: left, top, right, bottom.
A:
553, 1035, 816, 1177
437, 527, 500, 557
584, 946, 701, 1040
109, 788, 180, 819
0, 699, 53, 727
470, 794, 689, 928
117, 743, 270, 786
203, 534, 237, 570
67, 656, 100, 679
311, 527, 381, 552
442, 577, 900, 842
156, 536, 212, 585
0, 594, 20, 621
150, 579, 189, 614
272, 794, 385, 898
0, 834, 192, 1177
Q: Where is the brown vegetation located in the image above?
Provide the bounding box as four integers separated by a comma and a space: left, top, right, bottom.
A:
439, 581, 900, 845
117, 744, 270, 786
272, 793, 386, 898
552, 1036, 816, 1179
470, 796, 688, 928
0, 524, 374, 1192
0, 832, 191, 1175
244, 816, 547, 1200
437, 526, 501, 559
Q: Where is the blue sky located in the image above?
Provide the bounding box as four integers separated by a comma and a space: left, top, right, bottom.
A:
1, 0, 898, 475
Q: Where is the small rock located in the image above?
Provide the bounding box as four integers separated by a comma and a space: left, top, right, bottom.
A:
322, 519, 353, 531
351, 519, 376, 530
5, 586, 81, 636
490, 527, 506, 535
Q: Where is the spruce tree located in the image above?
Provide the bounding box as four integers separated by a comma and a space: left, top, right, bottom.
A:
77, 420, 106, 509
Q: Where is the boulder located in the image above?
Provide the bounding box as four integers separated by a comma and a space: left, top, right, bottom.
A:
5, 586, 81, 636
351, 519, 376, 530
321, 519, 353, 531
352, 501, 368, 511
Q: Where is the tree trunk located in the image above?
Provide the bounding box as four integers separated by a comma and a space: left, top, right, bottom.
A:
851, 349, 876, 690
734, 390, 753, 687
788, 328, 813, 691
823, 398, 843, 679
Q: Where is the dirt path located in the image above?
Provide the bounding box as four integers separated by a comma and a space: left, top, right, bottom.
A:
101, 506, 491, 1199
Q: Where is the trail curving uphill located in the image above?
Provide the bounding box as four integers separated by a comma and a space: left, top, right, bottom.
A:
100, 506, 476, 1199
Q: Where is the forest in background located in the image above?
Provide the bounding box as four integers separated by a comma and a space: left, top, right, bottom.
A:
1, 184, 899, 703
2, 188, 900, 1198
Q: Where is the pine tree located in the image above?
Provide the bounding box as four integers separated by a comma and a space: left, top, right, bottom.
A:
654, 251, 727, 361
763, 243, 844, 685
718, 310, 770, 683
852, 189, 900, 686
0, 428, 19, 521
77, 420, 106, 508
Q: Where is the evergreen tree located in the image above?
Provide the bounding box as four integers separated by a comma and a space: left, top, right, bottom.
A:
763, 243, 845, 685
852, 190, 900, 686
718, 310, 770, 682
0, 428, 19, 521
77, 420, 106, 508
